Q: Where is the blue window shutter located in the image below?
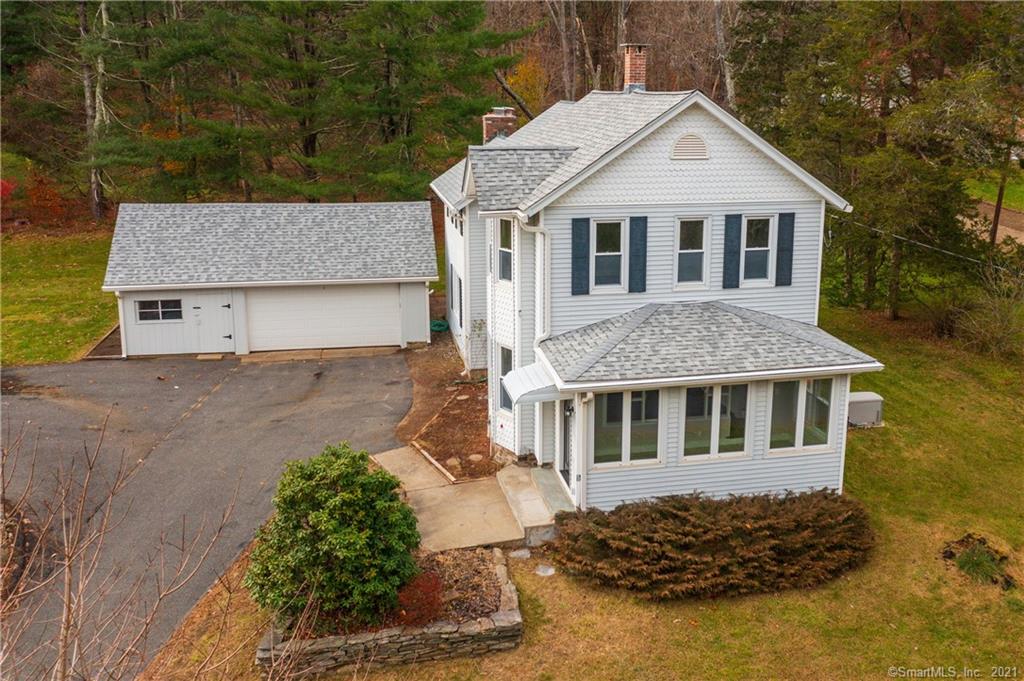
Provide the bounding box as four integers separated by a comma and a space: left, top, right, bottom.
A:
776, 212, 795, 286
571, 218, 590, 295
628, 216, 648, 292
723, 214, 742, 288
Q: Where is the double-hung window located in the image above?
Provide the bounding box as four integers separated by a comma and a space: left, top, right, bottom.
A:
497, 219, 513, 281
592, 220, 625, 289
454, 274, 463, 326
742, 216, 772, 282
681, 384, 750, 458
769, 377, 834, 451
498, 346, 513, 411
676, 217, 708, 285
593, 390, 661, 465
137, 299, 183, 322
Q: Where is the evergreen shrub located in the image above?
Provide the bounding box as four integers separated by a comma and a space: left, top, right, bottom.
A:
552, 490, 873, 599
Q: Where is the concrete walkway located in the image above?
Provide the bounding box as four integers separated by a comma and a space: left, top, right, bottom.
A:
373, 447, 523, 551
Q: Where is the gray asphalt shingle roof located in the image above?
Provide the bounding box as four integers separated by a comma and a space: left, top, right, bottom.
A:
430, 160, 466, 207
103, 202, 437, 289
540, 301, 879, 384
467, 146, 576, 211
431, 91, 692, 212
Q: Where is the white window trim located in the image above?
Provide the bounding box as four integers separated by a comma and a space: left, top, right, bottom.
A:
135, 299, 185, 325
674, 215, 711, 290
498, 344, 514, 413
496, 219, 513, 283
591, 389, 665, 469
766, 377, 836, 457
589, 218, 628, 293
679, 383, 752, 463
740, 214, 775, 287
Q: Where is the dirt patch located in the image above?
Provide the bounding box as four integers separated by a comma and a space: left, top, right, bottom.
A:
941, 533, 1017, 590
83, 325, 122, 358
414, 381, 497, 480
396, 307, 496, 481
0, 373, 60, 397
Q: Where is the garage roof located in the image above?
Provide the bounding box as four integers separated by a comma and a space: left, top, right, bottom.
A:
103, 202, 438, 290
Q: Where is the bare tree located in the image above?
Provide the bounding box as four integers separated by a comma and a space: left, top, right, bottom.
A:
1, 418, 235, 681
545, 0, 578, 101
77, 0, 111, 220
713, 0, 736, 109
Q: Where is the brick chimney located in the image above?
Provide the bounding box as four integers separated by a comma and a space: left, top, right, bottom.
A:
620, 43, 649, 92
482, 107, 517, 142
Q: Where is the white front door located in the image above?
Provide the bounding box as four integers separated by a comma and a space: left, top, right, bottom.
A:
192, 290, 235, 353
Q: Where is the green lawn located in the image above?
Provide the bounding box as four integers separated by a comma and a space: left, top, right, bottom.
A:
1, 233, 117, 365
143, 304, 1024, 681
966, 175, 1024, 212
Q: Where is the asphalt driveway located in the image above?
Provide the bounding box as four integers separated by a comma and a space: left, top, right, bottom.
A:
1, 353, 410, 675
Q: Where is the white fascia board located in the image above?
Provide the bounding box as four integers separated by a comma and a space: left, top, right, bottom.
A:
523, 91, 852, 216
537, 347, 882, 392
103, 275, 438, 293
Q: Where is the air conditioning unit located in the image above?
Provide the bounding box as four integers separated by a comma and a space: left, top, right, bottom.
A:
848, 391, 884, 428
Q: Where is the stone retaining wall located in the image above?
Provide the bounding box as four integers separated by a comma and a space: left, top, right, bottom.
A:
255, 548, 522, 677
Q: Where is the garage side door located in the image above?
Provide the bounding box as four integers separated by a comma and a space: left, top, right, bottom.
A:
246, 284, 401, 351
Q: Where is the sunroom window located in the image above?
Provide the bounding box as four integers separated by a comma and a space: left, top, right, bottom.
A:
742, 216, 772, 281
594, 390, 660, 464
682, 384, 749, 458
769, 378, 833, 450
593, 220, 624, 287
676, 218, 707, 284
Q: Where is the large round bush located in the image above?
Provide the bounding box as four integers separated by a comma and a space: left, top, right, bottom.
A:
552, 490, 873, 600
244, 443, 419, 625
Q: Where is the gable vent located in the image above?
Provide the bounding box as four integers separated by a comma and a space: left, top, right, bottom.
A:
671, 134, 708, 160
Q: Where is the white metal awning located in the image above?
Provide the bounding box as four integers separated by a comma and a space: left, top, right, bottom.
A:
502, 362, 562, 405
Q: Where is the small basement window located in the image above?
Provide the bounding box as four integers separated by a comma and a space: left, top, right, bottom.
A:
670, 133, 708, 160
137, 299, 183, 322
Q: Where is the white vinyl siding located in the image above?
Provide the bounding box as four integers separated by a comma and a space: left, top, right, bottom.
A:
556, 105, 820, 206
582, 375, 850, 510
120, 289, 236, 356
544, 200, 823, 333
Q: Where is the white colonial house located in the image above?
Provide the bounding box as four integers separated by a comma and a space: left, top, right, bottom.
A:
431, 45, 882, 511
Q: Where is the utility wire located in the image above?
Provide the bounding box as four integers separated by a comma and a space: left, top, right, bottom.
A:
826, 214, 1021, 276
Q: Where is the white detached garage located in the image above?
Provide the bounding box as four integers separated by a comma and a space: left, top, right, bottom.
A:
103, 202, 437, 357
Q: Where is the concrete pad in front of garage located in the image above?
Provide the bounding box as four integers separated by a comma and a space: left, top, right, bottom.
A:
241, 346, 399, 364
240, 349, 322, 363
373, 446, 448, 491
406, 479, 524, 552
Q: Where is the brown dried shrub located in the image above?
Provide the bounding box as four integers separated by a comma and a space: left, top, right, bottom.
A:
552, 490, 873, 600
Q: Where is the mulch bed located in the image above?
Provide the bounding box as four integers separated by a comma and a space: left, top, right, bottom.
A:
416, 547, 501, 622
315, 548, 502, 637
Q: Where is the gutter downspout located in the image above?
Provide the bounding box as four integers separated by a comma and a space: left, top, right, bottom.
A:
522, 213, 553, 463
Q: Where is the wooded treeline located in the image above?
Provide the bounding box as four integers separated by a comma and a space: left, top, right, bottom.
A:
2, 1, 1022, 321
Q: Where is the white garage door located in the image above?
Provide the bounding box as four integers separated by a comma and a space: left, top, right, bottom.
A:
247, 284, 402, 351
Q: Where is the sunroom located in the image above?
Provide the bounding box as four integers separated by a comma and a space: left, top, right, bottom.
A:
501, 301, 883, 510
